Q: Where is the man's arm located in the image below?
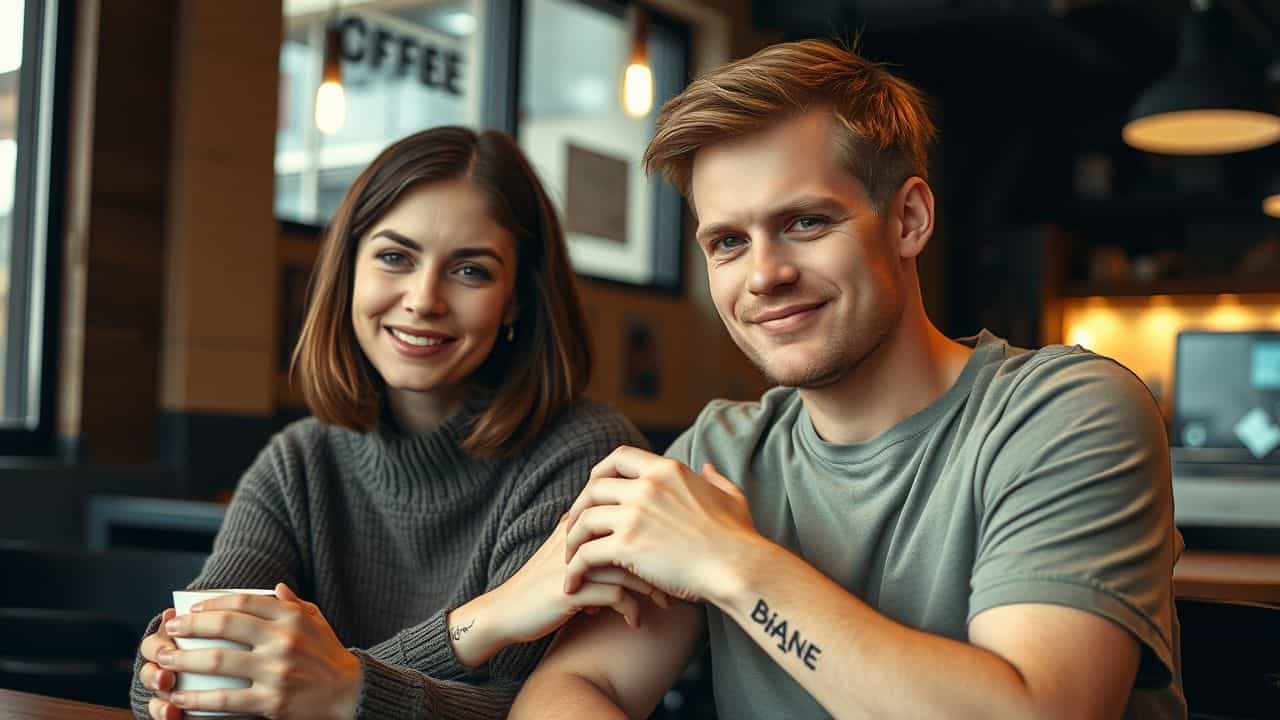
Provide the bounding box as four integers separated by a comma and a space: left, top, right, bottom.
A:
510, 600, 704, 719
707, 535, 1140, 719
561, 444, 1155, 720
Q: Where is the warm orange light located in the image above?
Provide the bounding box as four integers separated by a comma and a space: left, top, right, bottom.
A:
1264, 193, 1280, 218
622, 63, 653, 117
1060, 294, 1280, 415
1122, 110, 1280, 155
621, 5, 652, 118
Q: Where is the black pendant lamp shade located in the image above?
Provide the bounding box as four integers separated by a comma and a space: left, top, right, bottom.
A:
1123, 8, 1280, 155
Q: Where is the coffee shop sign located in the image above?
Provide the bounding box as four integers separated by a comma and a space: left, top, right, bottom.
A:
338, 15, 464, 96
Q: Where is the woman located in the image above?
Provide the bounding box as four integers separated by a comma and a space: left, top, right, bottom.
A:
131, 127, 661, 719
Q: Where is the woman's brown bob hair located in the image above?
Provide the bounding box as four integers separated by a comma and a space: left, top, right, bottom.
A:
291, 126, 591, 457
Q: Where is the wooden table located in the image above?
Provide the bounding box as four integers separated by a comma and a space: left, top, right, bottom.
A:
0, 689, 132, 719
1174, 550, 1280, 604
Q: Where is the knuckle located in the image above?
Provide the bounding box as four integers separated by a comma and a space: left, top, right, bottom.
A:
657, 458, 682, 476
636, 479, 658, 500
207, 649, 228, 674
278, 632, 304, 654
211, 613, 231, 636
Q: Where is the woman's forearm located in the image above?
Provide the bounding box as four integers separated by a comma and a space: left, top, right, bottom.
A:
448, 586, 511, 668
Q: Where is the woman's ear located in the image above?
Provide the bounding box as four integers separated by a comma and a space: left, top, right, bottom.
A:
892, 177, 935, 260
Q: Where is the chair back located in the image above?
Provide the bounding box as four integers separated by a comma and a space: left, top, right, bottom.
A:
1178, 596, 1280, 719
0, 541, 207, 707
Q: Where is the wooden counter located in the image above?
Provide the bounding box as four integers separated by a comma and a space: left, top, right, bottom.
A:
1174, 550, 1280, 604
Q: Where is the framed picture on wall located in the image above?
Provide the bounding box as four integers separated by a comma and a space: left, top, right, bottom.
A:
517, 0, 687, 291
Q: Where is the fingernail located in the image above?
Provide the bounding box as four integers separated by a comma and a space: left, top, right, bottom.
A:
165, 619, 180, 634
170, 692, 187, 706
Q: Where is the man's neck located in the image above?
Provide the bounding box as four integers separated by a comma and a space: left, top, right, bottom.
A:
799, 307, 972, 446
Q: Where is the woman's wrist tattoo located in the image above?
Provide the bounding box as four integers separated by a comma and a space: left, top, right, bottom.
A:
449, 618, 476, 642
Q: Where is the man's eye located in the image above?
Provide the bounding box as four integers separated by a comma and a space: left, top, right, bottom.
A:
715, 236, 746, 252
791, 216, 826, 232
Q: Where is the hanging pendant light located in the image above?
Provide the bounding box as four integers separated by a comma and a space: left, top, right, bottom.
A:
1122, 1, 1280, 155
622, 6, 653, 118
1264, 192, 1280, 217
1264, 176, 1280, 217
314, 3, 347, 135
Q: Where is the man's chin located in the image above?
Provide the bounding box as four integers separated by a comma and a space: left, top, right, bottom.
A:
756, 358, 846, 389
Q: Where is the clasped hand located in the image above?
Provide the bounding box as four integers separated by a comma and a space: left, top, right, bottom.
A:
562, 446, 758, 604
139, 583, 360, 720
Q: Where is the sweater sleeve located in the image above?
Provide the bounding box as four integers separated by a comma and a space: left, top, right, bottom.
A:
354, 403, 648, 718
129, 427, 310, 717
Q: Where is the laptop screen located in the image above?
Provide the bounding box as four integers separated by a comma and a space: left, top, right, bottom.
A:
1174, 331, 1280, 462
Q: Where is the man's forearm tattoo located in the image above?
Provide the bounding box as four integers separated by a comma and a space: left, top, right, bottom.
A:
751, 598, 823, 670
449, 618, 476, 642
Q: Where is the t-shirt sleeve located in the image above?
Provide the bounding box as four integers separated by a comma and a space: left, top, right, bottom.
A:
969, 352, 1179, 690
664, 424, 697, 466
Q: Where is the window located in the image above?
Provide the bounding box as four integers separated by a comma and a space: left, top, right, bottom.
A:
276, 0, 511, 228
1, 0, 68, 454
518, 0, 687, 289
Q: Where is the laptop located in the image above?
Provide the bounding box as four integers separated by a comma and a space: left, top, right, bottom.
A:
1171, 331, 1280, 534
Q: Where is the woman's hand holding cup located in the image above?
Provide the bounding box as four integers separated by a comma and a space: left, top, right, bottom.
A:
149, 585, 361, 719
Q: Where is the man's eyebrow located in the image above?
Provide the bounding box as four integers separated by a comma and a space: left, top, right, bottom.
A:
695, 222, 739, 244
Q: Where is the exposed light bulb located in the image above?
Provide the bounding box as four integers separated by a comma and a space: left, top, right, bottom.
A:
622, 63, 653, 118
315, 20, 345, 134
315, 80, 346, 135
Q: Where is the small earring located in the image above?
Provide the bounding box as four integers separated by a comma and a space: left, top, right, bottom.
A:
506, 323, 515, 342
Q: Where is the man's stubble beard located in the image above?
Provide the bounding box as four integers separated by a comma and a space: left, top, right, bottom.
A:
737, 289, 904, 390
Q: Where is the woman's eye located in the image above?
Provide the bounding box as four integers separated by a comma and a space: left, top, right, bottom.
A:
377, 251, 408, 266
456, 264, 493, 281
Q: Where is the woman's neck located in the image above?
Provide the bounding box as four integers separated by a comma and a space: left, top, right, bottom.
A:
386, 384, 468, 435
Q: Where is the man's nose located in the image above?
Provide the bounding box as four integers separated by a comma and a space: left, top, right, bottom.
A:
746, 238, 799, 295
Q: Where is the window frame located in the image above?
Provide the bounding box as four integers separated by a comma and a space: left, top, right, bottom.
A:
274, 0, 523, 237
270, 0, 693, 298
0, 0, 72, 455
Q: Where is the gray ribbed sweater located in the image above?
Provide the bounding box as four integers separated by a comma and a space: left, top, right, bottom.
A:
129, 400, 645, 718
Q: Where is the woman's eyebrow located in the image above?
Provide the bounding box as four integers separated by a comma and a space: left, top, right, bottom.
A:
370, 229, 422, 251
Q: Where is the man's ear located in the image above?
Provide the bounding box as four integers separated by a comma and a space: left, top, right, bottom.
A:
891, 177, 935, 261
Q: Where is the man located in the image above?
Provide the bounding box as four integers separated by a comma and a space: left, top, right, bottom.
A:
512, 39, 1183, 719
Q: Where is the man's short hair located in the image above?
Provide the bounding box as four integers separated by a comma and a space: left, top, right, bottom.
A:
644, 39, 936, 213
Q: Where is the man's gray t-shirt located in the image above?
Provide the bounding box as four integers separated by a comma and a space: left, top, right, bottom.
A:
667, 331, 1184, 719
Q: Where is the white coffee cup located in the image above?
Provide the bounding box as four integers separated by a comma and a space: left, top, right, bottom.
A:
171, 588, 278, 718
